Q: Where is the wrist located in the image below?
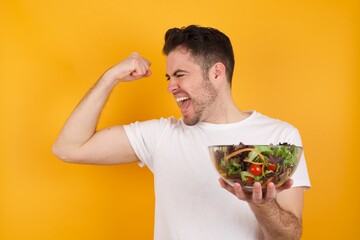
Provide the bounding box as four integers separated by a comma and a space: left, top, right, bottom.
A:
97, 70, 124, 91
249, 198, 279, 217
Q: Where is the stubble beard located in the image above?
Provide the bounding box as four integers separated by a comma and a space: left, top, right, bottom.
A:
183, 77, 217, 126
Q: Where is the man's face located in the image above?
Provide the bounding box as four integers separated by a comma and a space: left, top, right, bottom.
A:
166, 47, 217, 126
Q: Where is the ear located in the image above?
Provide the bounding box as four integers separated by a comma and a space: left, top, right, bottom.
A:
210, 62, 227, 86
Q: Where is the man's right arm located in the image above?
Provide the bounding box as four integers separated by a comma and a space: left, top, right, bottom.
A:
52, 53, 152, 165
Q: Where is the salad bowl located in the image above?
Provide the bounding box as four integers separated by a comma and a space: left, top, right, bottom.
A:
208, 143, 302, 192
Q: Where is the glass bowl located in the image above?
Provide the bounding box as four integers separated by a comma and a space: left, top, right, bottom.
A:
208, 143, 302, 192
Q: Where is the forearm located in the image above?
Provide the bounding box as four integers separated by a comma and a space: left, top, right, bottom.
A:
250, 199, 302, 240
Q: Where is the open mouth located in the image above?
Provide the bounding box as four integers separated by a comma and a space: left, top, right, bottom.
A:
176, 97, 191, 114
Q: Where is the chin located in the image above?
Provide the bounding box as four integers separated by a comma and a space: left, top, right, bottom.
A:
183, 116, 201, 126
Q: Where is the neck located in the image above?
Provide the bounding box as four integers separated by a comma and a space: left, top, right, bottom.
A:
202, 93, 249, 124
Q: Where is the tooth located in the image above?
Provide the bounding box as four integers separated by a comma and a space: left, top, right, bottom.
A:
176, 97, 189, 103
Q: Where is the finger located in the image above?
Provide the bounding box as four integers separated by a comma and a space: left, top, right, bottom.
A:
128, 53, 151, 76
136, 54, 151, 70
131, 63, 146, 76
283, 178, 294, 188
144, 69, 152, 77
131, 64, 150, 77
276, 179, 293, 192
265, 182, 276, 200
218, 178, 227, 188
252, 182, 263, 203
137, 62, 150, 75
218, 178, 236, 195
233, 183, 245, 199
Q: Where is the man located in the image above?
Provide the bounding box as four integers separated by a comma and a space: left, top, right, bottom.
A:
53, 25, 310, 239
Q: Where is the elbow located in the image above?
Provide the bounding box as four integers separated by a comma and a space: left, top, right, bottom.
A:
292, 221, 303, 240
52, 143, 92, 164
279, 218, 302, 240
259, 217, 302, 240
284, 219, 303, 240
51, 143, 77, 163
286, 216, 303, 240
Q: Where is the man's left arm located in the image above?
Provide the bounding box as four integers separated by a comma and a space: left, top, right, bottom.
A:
219, 179, 304, 240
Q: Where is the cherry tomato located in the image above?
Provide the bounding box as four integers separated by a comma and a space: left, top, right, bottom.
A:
249, 164, 262, 176
246, 177, 254, 185
267, 164, 277, 171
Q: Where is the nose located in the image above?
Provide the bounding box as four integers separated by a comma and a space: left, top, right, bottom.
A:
167, 78, 179, 93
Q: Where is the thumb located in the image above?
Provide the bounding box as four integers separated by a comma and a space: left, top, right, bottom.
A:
131, 69, 152, 77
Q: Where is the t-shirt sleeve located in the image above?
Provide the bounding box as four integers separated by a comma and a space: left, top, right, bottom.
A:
288, 129, 311, 189
123, 117, 172, 171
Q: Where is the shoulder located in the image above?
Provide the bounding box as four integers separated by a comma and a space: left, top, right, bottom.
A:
249, 111, 301, 145
124, 116, 183, 132
252, 111, 297, 130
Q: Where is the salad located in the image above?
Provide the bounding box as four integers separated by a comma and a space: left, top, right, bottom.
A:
210, 143, 301, 188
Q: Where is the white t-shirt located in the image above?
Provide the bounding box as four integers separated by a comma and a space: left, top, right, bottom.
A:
124, 111, 311, 240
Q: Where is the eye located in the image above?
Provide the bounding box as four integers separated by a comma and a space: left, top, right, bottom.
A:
175, 73, 185, 78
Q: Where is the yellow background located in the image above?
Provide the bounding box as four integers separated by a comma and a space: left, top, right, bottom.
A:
1, 0, 359, 239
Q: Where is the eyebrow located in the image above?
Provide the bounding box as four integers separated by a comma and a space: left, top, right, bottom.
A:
165, 69, 189, 79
